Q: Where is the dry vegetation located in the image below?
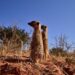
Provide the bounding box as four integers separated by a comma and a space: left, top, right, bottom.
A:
0, 22, 75, 75
0, 49, 75, 75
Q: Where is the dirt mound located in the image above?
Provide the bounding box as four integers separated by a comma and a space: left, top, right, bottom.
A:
0, 56, 75, 75
0, 63, 20, 75
0, 61, 64, 75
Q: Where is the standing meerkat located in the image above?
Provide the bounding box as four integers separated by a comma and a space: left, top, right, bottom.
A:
41, 25, 49, 60
28, 21, 44, 63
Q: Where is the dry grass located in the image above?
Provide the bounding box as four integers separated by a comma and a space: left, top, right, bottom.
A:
0, 49, 30, 57
0, 50, 75, 75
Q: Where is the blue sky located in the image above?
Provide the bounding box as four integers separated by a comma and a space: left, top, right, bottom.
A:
0, 0, 75, 48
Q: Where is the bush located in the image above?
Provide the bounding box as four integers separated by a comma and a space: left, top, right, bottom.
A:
50, 47, 67, 57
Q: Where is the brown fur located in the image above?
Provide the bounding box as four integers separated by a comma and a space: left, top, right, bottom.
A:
28, 21, 44, 63
41, 25, 49, 60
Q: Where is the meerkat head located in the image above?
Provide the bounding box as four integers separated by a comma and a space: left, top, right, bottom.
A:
28, 21, 40, 30
41, 25, 48, 31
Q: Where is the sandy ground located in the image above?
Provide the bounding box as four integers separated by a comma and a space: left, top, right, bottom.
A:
0, 55, 75, 75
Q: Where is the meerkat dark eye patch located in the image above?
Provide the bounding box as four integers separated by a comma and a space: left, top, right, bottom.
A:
28, 21, 40, 28
41, 25, 47, 31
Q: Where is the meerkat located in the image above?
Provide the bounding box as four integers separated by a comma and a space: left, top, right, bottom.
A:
41, 25, 49, 60
28, 21, 44, 63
